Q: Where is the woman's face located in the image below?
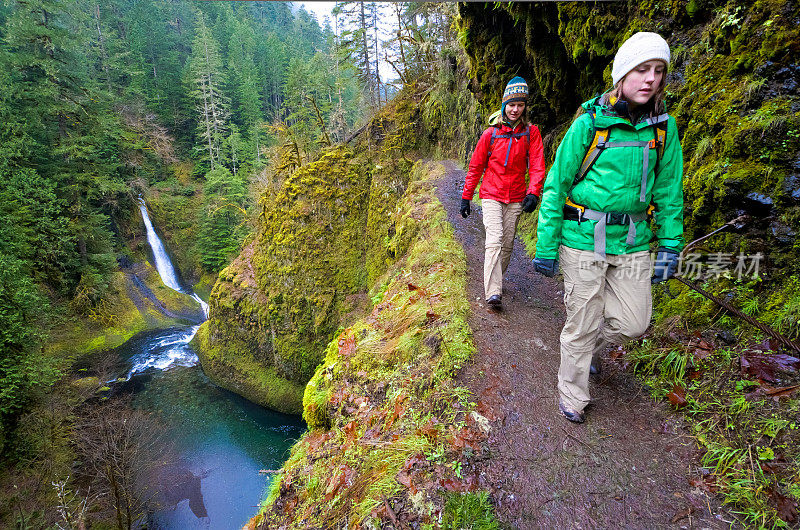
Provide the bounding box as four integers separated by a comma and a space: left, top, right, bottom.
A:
621, 60, 666, 108
505, 101, 526, 122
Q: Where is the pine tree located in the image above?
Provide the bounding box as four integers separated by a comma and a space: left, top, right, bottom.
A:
185, 9, 229, 171
334, 1, 381, 110
227, 16, 262, 166
197, 167, 247, 271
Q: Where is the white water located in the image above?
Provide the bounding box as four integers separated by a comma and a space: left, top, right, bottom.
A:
138, 198, 183, 292
191, 293, 209, 318
125, 325, 201, 378
130, 198, 210, 377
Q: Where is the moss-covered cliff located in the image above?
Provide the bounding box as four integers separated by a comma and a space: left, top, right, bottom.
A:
250, 160, 485, 529
193, 89, 431, 413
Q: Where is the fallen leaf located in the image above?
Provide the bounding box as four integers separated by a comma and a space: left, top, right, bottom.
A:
688, 474, 718, 493
418, 418, 440, 439
609, 347, 625, 361
338, 333, 356, 357
770, 488, 798, 523
667, 385, 688, 408
396, 468, 413, 488
741, 351, 800, 383
343, 420, 359, 443
688, 368, 705, 380
760, 461, 788, 474
746, 383, 800, 402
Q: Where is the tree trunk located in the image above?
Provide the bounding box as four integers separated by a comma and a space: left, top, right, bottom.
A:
359, 2, 374, 108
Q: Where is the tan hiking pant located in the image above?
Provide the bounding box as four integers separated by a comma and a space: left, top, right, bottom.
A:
482, 199, 523, 299
558, 246, 652, 412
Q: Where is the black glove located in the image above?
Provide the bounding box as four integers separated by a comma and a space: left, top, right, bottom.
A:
533, 257, 558, 277
651, 248, 680, 284
521, 193, 539, 213
460, 198, 471, 218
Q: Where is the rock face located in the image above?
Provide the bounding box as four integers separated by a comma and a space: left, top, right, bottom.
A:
193, 92, 426, 413
193, 147, 373, 413
458, 0, 800, 278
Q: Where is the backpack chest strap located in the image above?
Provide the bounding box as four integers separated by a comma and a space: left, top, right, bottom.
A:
488, 126, 531, 167
570, 205, 648, 261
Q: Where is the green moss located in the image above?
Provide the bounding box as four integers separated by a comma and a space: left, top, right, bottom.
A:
257, 160, 477, 528
441, 491, 499, 530
46, 272, 151, 359
191, 321, 305, 415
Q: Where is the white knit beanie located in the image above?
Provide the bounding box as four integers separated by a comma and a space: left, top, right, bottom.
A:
611, 32, 671, 86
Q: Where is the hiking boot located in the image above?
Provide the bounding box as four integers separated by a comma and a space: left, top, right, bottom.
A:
487, 294, 502, 309
558, 400, 585, 424
590, 355, 601, 375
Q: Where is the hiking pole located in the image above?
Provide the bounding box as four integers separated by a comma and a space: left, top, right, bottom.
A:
670, 275, 800, 354
666, 213, 800, 353
682, 214, 749, 255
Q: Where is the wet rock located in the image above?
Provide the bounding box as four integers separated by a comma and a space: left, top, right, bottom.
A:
770, 220, 797, 245
743, 192, 775, 216
756, 62, 800, 98
715, 330, 737, 345
782, 174, 800, 201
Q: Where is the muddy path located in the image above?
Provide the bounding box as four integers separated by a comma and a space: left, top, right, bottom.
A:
436, 161, 732, 529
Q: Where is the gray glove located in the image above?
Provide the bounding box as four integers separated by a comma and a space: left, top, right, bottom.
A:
652, 248, 680, 284
533, 257, 558, 277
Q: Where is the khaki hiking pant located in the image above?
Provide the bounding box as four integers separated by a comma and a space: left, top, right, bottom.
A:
482, 199, 523, 299
558, 246, 652, 412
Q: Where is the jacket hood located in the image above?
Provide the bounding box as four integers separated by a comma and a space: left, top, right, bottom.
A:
487, 109, 526, 129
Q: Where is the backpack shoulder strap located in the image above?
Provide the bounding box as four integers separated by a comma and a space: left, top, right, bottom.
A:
650, 115, 669, 174
524, 125, 532, 173
487, 127, 498, 158
572, 111, 609, 188
654, 121, 667, 161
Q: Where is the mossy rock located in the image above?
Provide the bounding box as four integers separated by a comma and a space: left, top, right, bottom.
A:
191, 321, 305, 415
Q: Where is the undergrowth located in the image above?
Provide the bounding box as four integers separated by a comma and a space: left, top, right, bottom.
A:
619, 275, 800, 528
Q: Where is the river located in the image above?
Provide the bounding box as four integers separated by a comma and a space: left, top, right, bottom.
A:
116, 201, 305, 529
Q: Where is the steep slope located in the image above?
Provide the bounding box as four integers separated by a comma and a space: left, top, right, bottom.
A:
192, 93, 425, 414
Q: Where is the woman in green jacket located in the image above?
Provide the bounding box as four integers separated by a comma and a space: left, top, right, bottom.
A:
532, 32, 684, 423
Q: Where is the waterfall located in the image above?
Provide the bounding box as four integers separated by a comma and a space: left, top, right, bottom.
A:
122, 198, 211, 378
138, 198, 208, 319
138, 198, 183, 292
191, 293, 209, 317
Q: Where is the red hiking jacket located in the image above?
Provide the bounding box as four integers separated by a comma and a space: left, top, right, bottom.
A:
462, 121, 546, 203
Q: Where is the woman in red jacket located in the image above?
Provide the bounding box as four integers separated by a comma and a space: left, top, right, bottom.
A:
461, 77, 546, 309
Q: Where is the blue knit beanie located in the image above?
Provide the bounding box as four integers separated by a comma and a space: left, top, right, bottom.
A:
501, 76, 528, 120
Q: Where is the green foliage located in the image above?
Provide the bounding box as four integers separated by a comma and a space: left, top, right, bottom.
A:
0, 252, 58, 453
257, 161, 479, 528
441, 491, 499, 530
198, 167, 248, 272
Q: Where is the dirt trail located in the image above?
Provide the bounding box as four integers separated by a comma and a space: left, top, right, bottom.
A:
437, 161, 730, 529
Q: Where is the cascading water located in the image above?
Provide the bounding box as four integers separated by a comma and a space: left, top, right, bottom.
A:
130, 198, 208, 377
138, 198, 183, 292
112, 197, 304, 529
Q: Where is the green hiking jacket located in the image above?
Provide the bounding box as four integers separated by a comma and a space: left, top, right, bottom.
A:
535, 97, 684, 259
